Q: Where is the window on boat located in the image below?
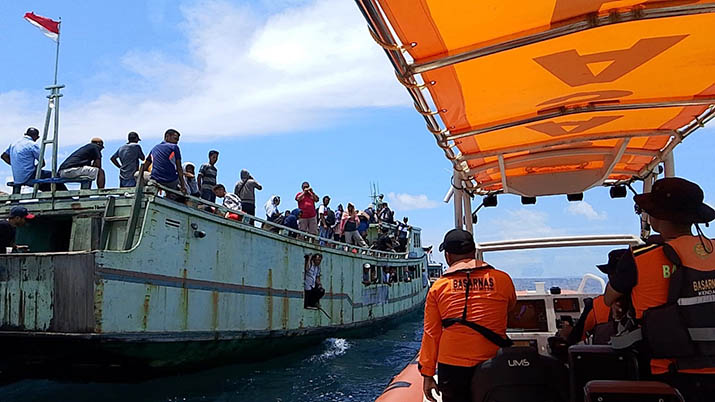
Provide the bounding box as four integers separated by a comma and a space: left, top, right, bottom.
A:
15, 215, 74, 252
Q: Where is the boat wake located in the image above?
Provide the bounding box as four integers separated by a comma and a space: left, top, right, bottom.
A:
309, 338, 351, 362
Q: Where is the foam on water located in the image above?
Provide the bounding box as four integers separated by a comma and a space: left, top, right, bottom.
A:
310, 338, 351, 362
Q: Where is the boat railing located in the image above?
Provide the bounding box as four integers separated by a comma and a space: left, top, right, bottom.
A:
151, 183, 412, 261
577, 273, 607, 294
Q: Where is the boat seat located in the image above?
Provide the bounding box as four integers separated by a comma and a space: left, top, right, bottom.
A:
470, 346, 569, 402
584, 380, 684, 402
568, 345, 639, 402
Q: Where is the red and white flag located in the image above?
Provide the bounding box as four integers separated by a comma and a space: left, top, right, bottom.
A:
24, 12, 60, 42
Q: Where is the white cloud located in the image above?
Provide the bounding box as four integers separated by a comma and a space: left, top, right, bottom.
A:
566, 201, 607, 221
387, 192, 439, 211
0, 0, 407, 146
481, 208, 564, 241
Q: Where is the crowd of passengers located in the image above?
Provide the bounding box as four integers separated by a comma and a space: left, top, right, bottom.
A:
2, 128, 412, 251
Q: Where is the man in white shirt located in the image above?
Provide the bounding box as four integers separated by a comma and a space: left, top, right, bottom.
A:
304, 253, 325, 308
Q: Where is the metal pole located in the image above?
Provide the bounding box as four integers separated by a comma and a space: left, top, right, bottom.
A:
53, 20, 61, 85
663, 152, 675, 177
640, 176, 654, 240
463, 189, 473, 234
453, 175, 463, 229
51, 89, 60, 194
33, 91, 55, 197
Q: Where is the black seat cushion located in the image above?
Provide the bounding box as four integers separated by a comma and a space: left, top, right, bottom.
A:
471, 347, 569, 402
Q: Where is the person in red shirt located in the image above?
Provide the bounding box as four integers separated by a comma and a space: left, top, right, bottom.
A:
295, 181, 319, 235
420, 229, 516, 402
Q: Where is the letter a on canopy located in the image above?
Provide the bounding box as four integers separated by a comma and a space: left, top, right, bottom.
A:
355, 0, 715, 196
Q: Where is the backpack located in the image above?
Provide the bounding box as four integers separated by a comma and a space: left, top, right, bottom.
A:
325, 207, 336, 226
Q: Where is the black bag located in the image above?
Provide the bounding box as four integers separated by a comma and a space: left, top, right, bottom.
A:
324, 208, 336, 226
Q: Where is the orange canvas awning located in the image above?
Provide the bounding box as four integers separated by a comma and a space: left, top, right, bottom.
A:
357, 0, 715, 196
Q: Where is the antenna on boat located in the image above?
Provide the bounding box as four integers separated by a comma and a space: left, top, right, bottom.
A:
369, 181, 383, 208
31, 16, 64, 197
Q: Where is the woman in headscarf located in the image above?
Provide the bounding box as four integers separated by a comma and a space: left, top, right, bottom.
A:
264, 195, 281, 222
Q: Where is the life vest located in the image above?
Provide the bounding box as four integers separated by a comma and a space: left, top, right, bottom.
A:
587, 296, 616, 345
624, 236, 715, 372
441, 267, 513, 348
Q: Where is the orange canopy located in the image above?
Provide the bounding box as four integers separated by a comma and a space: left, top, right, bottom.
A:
358, 0, 715, 196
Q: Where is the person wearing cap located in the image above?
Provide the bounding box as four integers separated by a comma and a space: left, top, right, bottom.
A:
419, 229, 516, 402
604, 177, 715, 401
562, 249, 629, 346
2, 127, 67, 192
110, 131, 145, 187
58, 137, 106, 189
0, 206, 35, 254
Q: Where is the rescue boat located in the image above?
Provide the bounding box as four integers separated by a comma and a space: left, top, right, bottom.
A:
355, 0, 715, 400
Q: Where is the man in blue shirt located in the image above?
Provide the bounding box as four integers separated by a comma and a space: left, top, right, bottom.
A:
1, 127, 66, 192
143, 129, 187, 197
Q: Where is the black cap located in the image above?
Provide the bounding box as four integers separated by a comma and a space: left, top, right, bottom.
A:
439, 229, 476, 254
9, 206, 35, 219
25, 127, 39, 138
634, 177, 715, 224
128, 131, 140, 142
596, 248, 628, 275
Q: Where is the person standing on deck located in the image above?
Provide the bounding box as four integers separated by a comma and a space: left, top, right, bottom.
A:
142, 129, 186, 197
2, 127, 66, 192
110, 131, 145, 188
0, 207, 35, 254
58, 137, 106, 189
295, 181, 319, 235
234, 169, 262, 216
604, 177, 715, 401
318, 195, 335, 241
420, 229, 516, 402
182, 162, 200, 197
198, 150, 219, 203
340, 203, 367, 248
396, 217, 411, 252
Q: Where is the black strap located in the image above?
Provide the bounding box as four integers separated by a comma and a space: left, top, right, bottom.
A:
671, 357, 715, 371
441, 271, 513, 348
236, 179, 249, 197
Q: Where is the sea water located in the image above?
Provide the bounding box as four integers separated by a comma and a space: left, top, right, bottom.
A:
0, 278, 600, 402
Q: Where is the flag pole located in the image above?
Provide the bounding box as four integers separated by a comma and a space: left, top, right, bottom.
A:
53, 18, 61, 85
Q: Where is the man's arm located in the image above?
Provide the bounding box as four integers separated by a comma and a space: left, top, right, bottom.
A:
604, 250, 636, 306
419, 289, 442, 401
175, 158, 186, 192
310, 191, 319, 202
296, 191, 306, 201
110, 151, 121, 169
1, 152, 10, 166
93, 157, 102, 169
252, 179, 262, 191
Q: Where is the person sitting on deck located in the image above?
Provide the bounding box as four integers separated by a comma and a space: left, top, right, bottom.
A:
304, 253, 325, 309
142, 129, 186, 199
110, 131, 145, 188
283, 208, 301, 238
264, 195, 282, 222
213, 184, 241, 211
58, 137, 106, 189
374, 226, 395, 252
2, 127, 67, 192
182, 162, 200, 197
1, 206, 35, 254
419, 229, 516, 402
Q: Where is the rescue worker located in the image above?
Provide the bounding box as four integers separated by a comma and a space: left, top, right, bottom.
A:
604, 177, 715, 401
566, 249, 628, 345
419, 229, 516, 402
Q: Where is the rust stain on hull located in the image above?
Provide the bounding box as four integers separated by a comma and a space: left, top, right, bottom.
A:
94, 280, 104, 333
142, 294, 151, 331
180, 268, 189, 330
266, 269, 273, 329
211, 290, 219, 331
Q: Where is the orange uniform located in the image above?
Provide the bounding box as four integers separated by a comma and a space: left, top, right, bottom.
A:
418, 259, 516, 376
629, 236, 715, 375
581, 295, 611, 340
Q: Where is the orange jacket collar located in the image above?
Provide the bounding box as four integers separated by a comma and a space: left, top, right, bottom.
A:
443, 258, 493, 276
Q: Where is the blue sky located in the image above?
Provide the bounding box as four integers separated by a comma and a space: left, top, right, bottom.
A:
2, 1, 713, 280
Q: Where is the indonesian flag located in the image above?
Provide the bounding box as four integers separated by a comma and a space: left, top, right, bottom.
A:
24, 12, 60, 42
